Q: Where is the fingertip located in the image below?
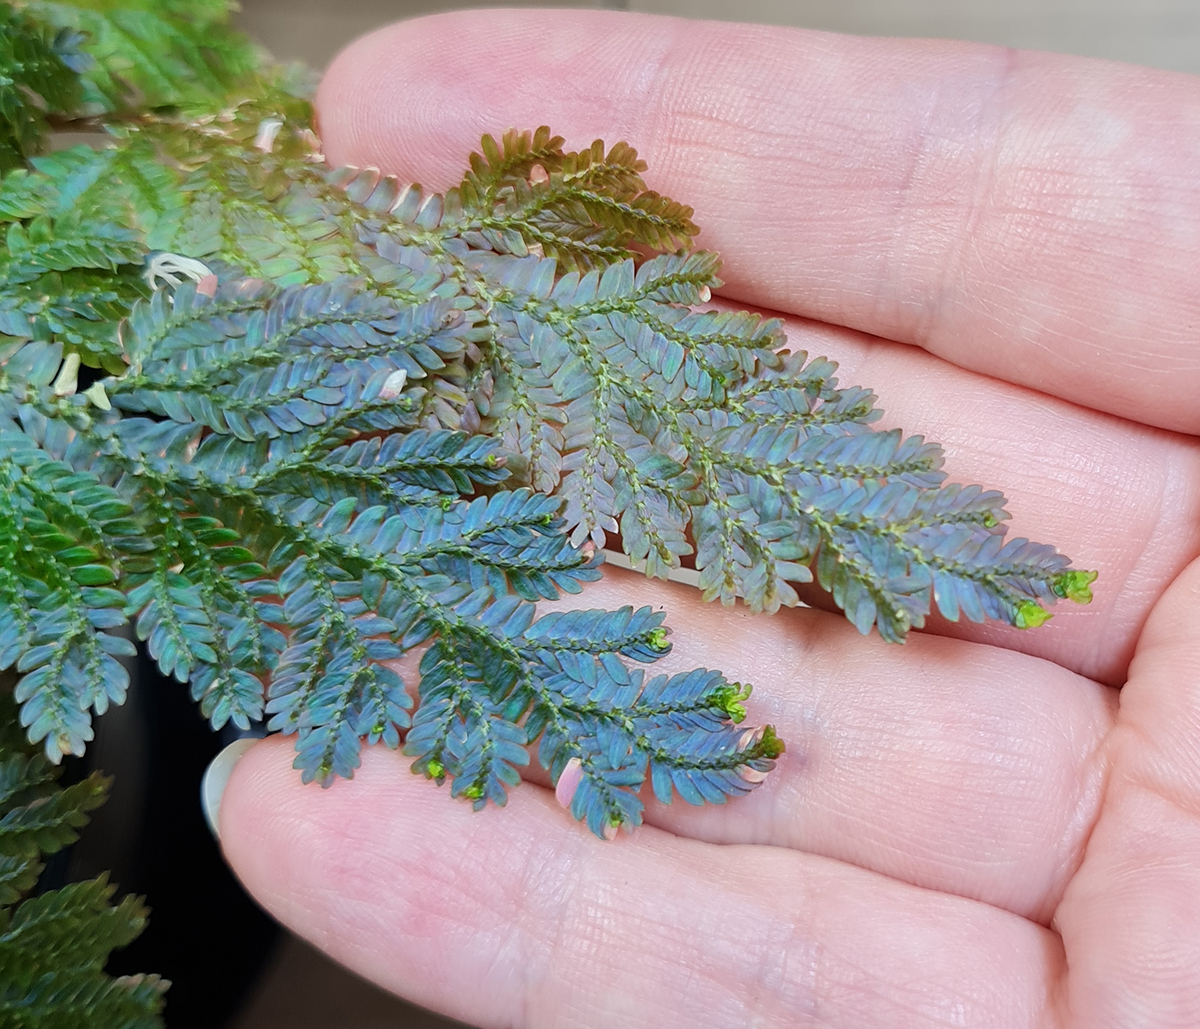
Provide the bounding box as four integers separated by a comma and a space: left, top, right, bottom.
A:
209, 739, 589, 1024
216, 734, 299, 860
315, 19, 421, 172
314, 8, 677, 180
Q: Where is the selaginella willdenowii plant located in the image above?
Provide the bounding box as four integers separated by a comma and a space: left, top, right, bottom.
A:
0, 1, 1095, 1022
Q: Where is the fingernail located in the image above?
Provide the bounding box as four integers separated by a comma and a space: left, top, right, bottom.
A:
201, 737, 260, 840
555, 757, 584, 809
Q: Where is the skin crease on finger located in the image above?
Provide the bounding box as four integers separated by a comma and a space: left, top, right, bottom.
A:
313, 10, 1200, 436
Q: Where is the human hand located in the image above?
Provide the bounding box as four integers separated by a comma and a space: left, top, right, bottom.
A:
214, 11, 1200, 1026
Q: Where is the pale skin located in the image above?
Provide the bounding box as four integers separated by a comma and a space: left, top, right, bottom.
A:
217, 10, 1200, 1027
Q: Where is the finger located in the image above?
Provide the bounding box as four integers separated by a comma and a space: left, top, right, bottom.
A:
317, 10, 1200, 433
1052, 554, 1200, 1027
766, 310, 1200, 685
530, 566, 1114, 924
220, 737, 1064, 1029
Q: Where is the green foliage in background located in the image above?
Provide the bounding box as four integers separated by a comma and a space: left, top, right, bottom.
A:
0, 0, 1095, 1020
0, 678, 165, 1027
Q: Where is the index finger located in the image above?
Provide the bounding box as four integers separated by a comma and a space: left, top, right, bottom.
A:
316, 9, 1200, 433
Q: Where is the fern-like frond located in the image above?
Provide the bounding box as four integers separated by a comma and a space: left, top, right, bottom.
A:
264, 487, 597, 784
403, 232, 1094, 638
0, 753, 107, 857
0, 265, 146, 371
110, 276, 470, 439
0, 155, 151, 367
0, 969, 166, 1029
404, 636, 530, 808
0, 266, 777, 833
0, 875, 146, 972
527, 657, 783, 836
443, 127, 699, 272
0, 359, 143, 760
0, 94, 1091, 842
0, 682, 163, 1027
0, 3, 83, 169
25, 141, 188, 244
22, 0, 258, 113
2, 216, 141, 284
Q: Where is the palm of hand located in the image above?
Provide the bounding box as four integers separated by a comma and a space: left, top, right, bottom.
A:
219, 12, 1200, 1027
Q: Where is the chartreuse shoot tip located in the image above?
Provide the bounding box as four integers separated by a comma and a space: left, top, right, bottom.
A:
1014, 600, 1053, 630
1054, 569, 1098, 604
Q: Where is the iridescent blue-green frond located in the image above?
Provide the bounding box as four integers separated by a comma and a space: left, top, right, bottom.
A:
404, 637, 530, 809
435, 195, 1094, 636
0, 111, 1099, 854
526, 655, 782, 835
523, 605, 672, 662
